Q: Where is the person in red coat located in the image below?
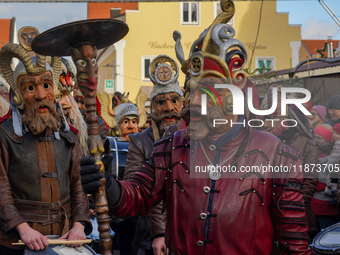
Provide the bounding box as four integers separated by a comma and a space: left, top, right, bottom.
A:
81, 1, 312, 254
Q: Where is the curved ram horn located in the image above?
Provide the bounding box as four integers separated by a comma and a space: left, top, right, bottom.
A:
50, 56, 62, 100
0, 43, 33, 109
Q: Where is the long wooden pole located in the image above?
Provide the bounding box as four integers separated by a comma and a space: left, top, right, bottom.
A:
84, 95, 112, 255
70, 43, 112, 255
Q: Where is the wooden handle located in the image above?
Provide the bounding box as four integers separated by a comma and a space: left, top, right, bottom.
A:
12, 239, 93, 245
73, 44, 112, 255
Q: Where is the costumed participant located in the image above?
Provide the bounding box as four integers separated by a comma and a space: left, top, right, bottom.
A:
54, 57, 89, 156
74, 88, 108, 140
112, 92, 124, 109
80, 1, 311, 254
0, 26, 91, 254
311, 124, 339, 231
307, 105, 326, 133
0, 76, 10, 117
97, 90, 147, 137
0, 95, 9, 118
262, 84, 318, 239
31, 18, 129, 255
74, 89, 86, 119
113, 103, 139, 141
56, 57, 76, 122
102, 55, 183, 255
120, 55, 184, 255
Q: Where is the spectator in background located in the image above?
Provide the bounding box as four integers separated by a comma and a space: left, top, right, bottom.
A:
325, 94, 340, 126
263, 84, 318, 239
308, 105, 326, 133
311, 124, 339, 231
325, 124, 340, 208
314, 124, 334, 159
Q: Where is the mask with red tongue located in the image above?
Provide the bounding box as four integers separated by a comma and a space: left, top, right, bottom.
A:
71, 44, 98, 98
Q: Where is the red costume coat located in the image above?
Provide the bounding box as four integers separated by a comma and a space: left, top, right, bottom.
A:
110, 128, 312, 255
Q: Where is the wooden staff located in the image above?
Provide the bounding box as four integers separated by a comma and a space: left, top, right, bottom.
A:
83, 91, 112, 255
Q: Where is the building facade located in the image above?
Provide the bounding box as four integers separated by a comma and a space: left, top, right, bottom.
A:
88, 1, 302, 102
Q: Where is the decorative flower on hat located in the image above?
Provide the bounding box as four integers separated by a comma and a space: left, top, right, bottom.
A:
149, 55, 178, 86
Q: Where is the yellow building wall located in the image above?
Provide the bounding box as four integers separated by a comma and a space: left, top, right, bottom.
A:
98, 51, 116, 92
123, 2, 216, 102
299, 45, 311, 63
101, 1, 301, 102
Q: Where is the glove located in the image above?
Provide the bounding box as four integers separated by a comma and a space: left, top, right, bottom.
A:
102, 154, 113, 189
80, 156, 103, 194
102, 154, 121, 207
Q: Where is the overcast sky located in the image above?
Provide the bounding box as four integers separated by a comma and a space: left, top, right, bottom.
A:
0, 1, 340, 39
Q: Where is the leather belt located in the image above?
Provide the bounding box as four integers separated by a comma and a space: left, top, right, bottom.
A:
14, 195, 71, 225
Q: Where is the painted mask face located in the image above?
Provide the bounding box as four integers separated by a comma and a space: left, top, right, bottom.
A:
59, 72, 74, 92
186, 76, 236, 141
71, 44, 98, 97
17, 70, 61, 135
59, 91, 72, 121
119, 117, 139, 141
151, 92, 182, 131
74, 95, 86, 119
18, 71, 54, 114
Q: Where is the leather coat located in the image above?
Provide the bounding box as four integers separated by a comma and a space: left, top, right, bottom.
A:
126, 123, 181, 237
110, 128, 312, 255
0, 118, 90, 248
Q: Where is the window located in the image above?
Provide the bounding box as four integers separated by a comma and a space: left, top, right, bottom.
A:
256, 57, 275, 73
142, 56, 156, 82
181, 2, 200, 25
214, 2, 233, 26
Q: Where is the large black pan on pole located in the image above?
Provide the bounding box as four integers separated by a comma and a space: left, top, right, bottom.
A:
32, 18, 129, 56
